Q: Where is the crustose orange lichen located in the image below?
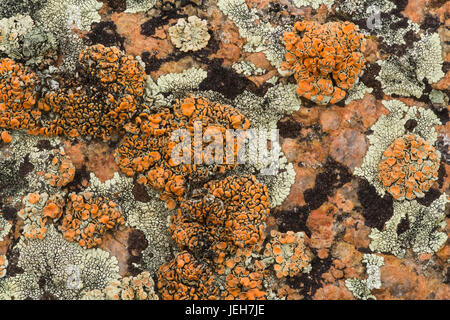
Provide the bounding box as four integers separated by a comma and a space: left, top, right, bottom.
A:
281, 21, 366, 105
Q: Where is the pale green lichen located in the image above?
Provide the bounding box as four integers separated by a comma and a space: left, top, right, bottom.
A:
354, 100, 441, 197
86, 173, 173, 276
232, 60, 266, 77
345, 254, 384, 300
0, 215, 11, 242
0, 225, 120, 299
168, 16, 210, 52
234, 83, 301, 130
32, 0, 103, 71
81, 271, 159, 300
126, 197, 173, 275
144, 67, 208, 109
376, 33, 444, 98
292, 0, 334, 10
369, 194, 448, 258
0, 14, 56, 66
125, 0, 156, 13
217, 0, 287, 69
345, 81, 373, 104
258, 157, 296, 208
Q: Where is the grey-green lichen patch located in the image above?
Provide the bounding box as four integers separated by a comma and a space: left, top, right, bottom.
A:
168, 16, 210, 52
217, 0, 287, 69
86, 173, 173, 276
81, 271, 158, 300
234, 83, 301, 130
354, 100, 441, 197
376, 33, 444, 98
335, 0, 419, 47
369, 194, 448, 258
0, 225, 120, 299
125, 0, 156, 13
144, 67, 208, 109
345, 254, 384, 300
0, 215, 11, 242
345, 80, 373, 104
0, 14, 56, 66
0, 132, 65, 205
126, 197, 173, 276
257, 156, 296, 208
232, 60, 266, 77
292, 0, 334, 10
32, 0, 103, 70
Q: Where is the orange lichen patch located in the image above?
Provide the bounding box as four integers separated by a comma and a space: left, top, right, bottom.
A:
264, 230, 313, 278
377, 134, 440, 200
59, 192, 125, 248
44, 149, 76, 188
170, 175, 269, 255
0, 58, 40, 132
115, 96, 251, 207
0, 254, 7, 278
219, 264, 268, 300
281, 21, 366, 105
156, 251, 218, 300
37, 44, 146, 140
0, 131, 12, 143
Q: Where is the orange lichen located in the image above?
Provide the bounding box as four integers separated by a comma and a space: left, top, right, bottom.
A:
0, 58, 40, 132
59, 192, 125, 248
44, 149, 76, 188
377, 134, 440, 200
170, 175, 269, 255
156, 251, 218, 300
0, 131, 12, 143
264, 230, 313, 278
37, 44, 146, 140
115, 96, 251, 207
281, 21, 366, 105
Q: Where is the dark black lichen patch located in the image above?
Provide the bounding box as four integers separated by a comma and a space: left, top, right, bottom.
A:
127, 229, 148, 276
132, 181, 152, 202
5, 248, 23, 278
396, 215, 410, 235
106, 0, 126, 12
275, 206, 310, 237
303, 157, 352, 211
277, 118, 302, 139
36, 139, 53, 151
87, 21, 125, 51
65, 164, 90, 193
357, 178, 393, 231
1, 206, 17, 220
360, 63, 383, 100
285, 252, 332, 299
420, 14, 441, 33
417, 188, 442, 207
140, 32, 220, 74
404, 119, 418, 132
18, 155, 34, 179
199, 60, 261, 100
140, 9, 184, 37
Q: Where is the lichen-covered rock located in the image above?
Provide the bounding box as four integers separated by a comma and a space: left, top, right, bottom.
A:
0, 225, 120, 299
169, 16, 210, 52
